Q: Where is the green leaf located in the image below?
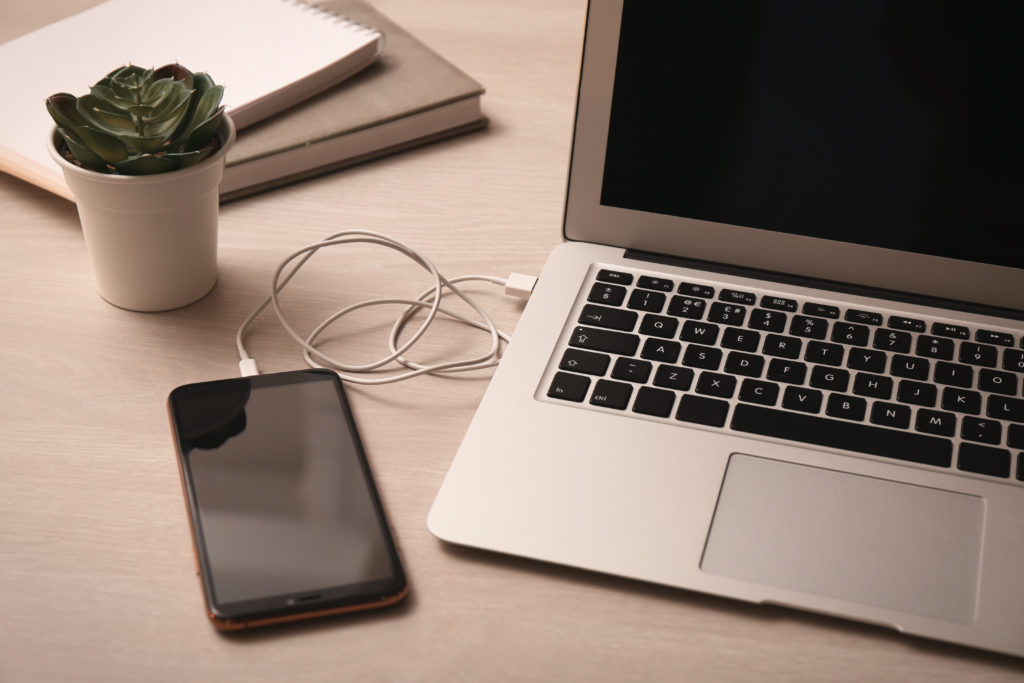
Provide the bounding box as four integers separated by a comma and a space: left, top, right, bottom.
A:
45, 94, 87, 141
59, 130, 110, 171
176, 86, 224, 143
118, 133, 167, 155
153, 63, 194, 89
76, 125, 129, 163
182, 108, 224, 150
77, 94, 134, 135
111, 153, 179, 175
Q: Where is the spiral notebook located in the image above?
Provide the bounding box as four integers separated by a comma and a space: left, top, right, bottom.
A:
0, 0, 383, 200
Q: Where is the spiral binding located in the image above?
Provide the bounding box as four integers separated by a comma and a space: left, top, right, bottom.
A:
283, 0, 382, 38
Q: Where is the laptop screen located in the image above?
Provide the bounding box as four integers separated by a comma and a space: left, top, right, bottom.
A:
599, 2, 1022, 271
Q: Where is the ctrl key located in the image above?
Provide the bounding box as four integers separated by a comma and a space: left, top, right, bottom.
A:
547, 371, 590, 402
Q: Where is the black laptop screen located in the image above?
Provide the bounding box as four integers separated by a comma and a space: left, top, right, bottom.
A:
600, 1, 1023, 270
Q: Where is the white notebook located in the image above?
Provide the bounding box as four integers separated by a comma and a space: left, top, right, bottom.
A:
0, 0, 382, 200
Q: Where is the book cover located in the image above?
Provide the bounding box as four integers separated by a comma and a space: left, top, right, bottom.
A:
221, 0, 487, 200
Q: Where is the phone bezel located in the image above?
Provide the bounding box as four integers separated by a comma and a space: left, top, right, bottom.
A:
168, 369, 408, 629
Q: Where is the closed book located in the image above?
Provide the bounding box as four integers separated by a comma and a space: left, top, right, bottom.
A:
221, 0, 487, 201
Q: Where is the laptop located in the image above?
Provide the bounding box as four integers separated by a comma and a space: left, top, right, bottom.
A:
429, 1, 1024, 657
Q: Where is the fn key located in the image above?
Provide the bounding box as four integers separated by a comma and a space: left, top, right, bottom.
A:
547, 372, 590, 402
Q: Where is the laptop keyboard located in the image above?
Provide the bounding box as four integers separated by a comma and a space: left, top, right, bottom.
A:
544, 266, 1024, 485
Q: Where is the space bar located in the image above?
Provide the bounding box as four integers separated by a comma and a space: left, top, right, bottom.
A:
730, 405, 952, 468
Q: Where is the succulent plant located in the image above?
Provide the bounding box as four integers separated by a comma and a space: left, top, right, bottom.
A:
46, 64, 225, 175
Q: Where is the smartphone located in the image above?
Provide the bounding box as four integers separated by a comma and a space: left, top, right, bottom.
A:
168, 369, 407, 630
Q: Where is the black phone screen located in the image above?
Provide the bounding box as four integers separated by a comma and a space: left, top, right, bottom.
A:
169, 370, 405, 621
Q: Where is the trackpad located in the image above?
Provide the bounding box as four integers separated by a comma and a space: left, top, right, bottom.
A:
701, 454, 984, 623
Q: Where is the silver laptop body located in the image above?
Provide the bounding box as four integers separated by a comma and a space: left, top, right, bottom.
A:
430, 0, 1024, 657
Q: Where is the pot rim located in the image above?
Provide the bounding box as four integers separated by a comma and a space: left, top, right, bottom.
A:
47, 114, 236, 186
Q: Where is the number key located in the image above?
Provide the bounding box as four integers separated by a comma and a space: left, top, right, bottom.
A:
587, 283, 626, 307
708, 303, 746, 326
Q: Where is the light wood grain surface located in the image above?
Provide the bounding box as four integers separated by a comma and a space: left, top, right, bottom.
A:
2, 2, 1022, 681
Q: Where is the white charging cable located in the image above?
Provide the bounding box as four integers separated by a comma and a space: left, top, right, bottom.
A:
235, 229, 537, 384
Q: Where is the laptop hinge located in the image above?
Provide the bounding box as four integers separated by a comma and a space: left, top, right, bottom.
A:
623, 249, 1024, 322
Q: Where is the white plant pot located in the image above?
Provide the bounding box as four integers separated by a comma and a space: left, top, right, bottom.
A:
48, 115, 236, 312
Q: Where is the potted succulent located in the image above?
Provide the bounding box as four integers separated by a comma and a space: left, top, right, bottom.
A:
46, 64, 235, 311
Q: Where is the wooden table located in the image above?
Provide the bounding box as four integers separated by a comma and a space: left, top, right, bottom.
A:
2, 1, 1022, 680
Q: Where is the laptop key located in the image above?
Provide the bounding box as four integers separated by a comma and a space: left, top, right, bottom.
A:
763, 334, 802, 359
569, 326, 640, 356
748, 309, 787, 333
987, 395, 1024, 422
589, 380, 632, 410
847, 349, 888, 373
957, 443, 1010, 478
781, 387, 823, 413
639, 313, 678, 338
959, 342, 998, 368
916, 335, 954, 360
890, 354, 930, 380
587, 283, 626, 307
627, 289, 666, 312
611, 357, 652, 383
845, 309, 883, 326
682, 344, 722, 370
739, 379, 780, 406
636, 275, 673, 292
767, 359, 807, 385
979, 369, 1018, 395
934, 361, 973, 388
696, 372, 737, 399
760, 295, 797, 312
708, 303, 746, 326
680, 320, 720, 345
720, 327, 761, 352
873, 328, 912, 354
667, 295, 706, 320
579, 304, 637, 331
825, 394, 867, 421
676, 395, 730, 427
724, 351, 765, 377
1004, 349, 1024, 373
677, 282, 715, 298
547, 372, 590, 402
559, 349, 610, 376
932, 322, 970, 340
961, 417, 1001, 445
870, 402, 911, 429
731, 404, 952, 467
632, 386, 676, 418
888, 316, 926, 332
977, 329, 1014, 346
719, 289, 756, 306
653, 364, 694, 391
596, 269, 633, 286
831, 323, 870, 346
810, 366, 850, 392
1010, 425, 1024, 448
853, 373, 893, 399
915, 409, 957, 437
942, 389, 983, 417
790, 315, 828, 340
641, 338, 681, 364
805, 341, 844, 366
802, 303, 840, 319
941, 387, 982, 415
896, 380, 936, 407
